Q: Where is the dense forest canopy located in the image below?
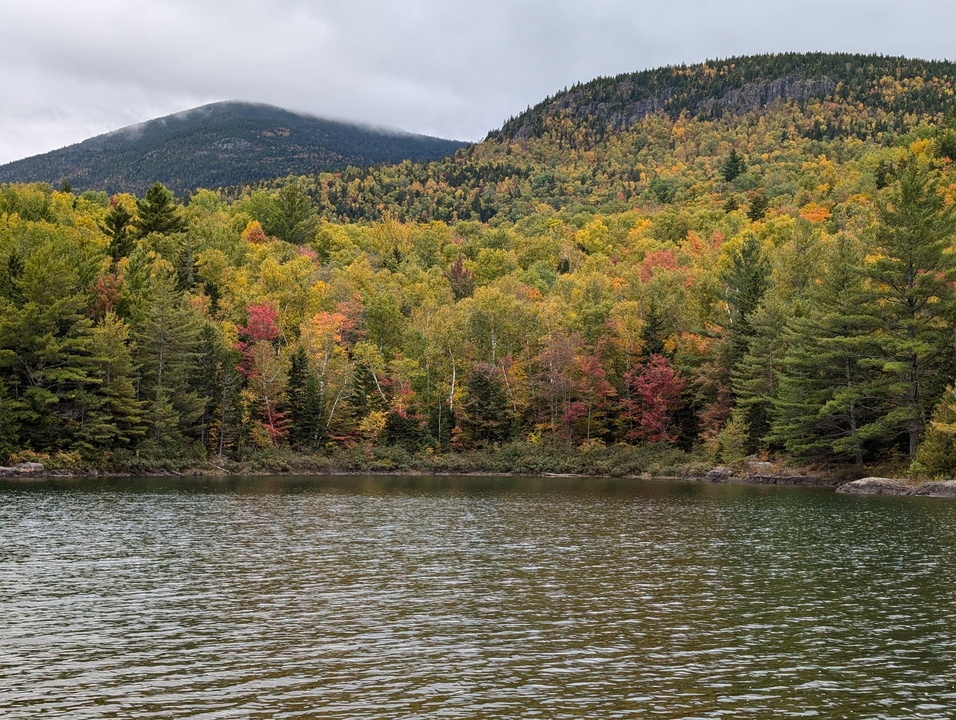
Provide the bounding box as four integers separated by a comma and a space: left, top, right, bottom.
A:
4, 52, 956, 477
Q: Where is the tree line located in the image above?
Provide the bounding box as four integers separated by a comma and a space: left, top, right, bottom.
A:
4, 77, 956, 475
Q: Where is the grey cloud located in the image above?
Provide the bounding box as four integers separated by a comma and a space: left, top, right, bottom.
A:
0, 0, 954, 164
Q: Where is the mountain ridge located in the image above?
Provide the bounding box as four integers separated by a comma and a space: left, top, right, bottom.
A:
0, 101, 469, 195
284, 52, 956, 224
492, 52, 956, 142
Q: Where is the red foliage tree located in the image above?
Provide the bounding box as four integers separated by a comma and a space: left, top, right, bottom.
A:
624, 354, 686, 444
236, 302, 288, 443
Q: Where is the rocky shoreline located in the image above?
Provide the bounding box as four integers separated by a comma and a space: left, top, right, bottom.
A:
835, 477, 956, 497
5, 460, 956, 498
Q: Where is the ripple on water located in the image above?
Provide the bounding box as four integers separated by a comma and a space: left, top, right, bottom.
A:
1, 477, 956, 718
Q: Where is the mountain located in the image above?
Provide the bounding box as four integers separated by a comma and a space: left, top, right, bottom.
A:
491, 52, 956, 142
0, 101, 469, 195
293, 52, 956, 224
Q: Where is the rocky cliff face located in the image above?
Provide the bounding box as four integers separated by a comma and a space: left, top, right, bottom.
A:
505, 74, 839, 140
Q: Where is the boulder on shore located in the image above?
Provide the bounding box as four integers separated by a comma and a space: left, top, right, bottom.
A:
703, 466, 735, 483
836, 477, 911, 495
15, 462, 44, 475
910, 480, 956, 497
0, 462, 45, 477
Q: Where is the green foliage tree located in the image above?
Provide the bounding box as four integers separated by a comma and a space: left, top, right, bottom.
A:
132, 265, 206, 449
747, 192, 769, 222
721, 234, 771, 361
287, 344, 325, 450
769, 234, 878, 465
81, 312, 146, 450
263, 182, 318, 245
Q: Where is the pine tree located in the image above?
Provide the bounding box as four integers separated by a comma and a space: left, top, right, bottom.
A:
0, 241, 96, 451
80, 312, 146, 450
263, 183, 317, 245
132, 267, 205, 448
770, 234, 879, 465
865, 158, 956, 458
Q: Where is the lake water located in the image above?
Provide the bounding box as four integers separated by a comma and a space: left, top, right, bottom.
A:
1, 474, 955, 718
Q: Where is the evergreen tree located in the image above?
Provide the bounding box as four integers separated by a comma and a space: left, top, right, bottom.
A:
287, 344, 325, 449
731, 299, 788, 454
193, 323, 243, 457
99, 202, 135, 262
912, 385, 956, 476
769, 234, 879, 465
0, 241, 96, 451
132, 266, 205, 448
78, 312, 146, 451
721, 234, 771, 362
747, 192, 770, 222
720, 148, 746, 182
864, 158, 956, 458
457, 364, 511, 448
135, 183, 187, 238
263, 183, 317, 245
0, 378, 19, 461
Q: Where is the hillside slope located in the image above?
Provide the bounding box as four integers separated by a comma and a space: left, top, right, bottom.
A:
0, 101, 469, 195
295, 53, 956, 224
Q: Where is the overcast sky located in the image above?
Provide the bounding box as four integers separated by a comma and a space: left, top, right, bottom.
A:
1, 0, 954, 164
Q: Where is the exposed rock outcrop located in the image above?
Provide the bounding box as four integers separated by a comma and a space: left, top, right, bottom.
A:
836, 477, 912, 495
910, 480, 956, 497
0, 462, 45, 477
703, 466, 735, 483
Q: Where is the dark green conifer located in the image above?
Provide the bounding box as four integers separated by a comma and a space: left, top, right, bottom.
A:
720, 148, 746, 182
134, 182, 187, 238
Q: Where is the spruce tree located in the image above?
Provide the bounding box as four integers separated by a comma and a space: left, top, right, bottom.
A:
457, 364, 510, 448
134, 183, 187, 238
287, 345, 325, 450
99, 202, 135, 262
720, 148, 746, 182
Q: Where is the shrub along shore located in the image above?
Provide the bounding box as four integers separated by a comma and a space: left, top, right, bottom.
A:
0, 441, 863, 488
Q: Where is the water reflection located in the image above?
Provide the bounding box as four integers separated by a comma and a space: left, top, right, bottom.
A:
1, 475, 954, 718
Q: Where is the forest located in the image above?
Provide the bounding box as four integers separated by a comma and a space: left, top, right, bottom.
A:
4, 53, 956, 477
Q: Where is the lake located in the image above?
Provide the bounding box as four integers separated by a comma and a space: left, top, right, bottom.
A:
1, 475, 955, 718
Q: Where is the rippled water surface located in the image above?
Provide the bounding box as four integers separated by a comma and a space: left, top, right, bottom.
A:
2, 475, 956, 718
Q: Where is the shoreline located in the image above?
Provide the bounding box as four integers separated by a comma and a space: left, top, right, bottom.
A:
4, 455, 954, 497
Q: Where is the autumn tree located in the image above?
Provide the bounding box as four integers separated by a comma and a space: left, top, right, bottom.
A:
236, 301, 289, 445
624, 354, 686, 444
